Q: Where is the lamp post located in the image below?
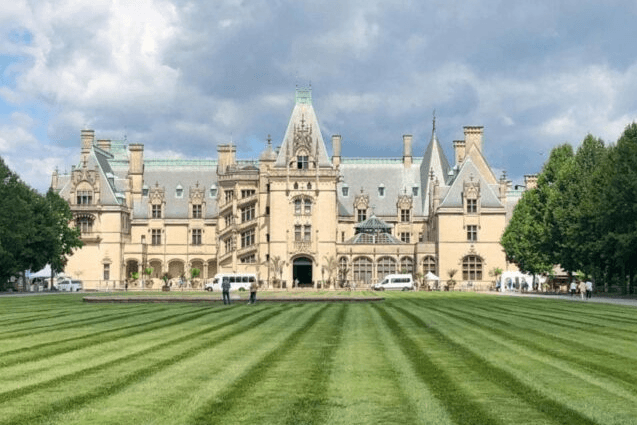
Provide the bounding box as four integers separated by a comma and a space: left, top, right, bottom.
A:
141, 235, 147, 291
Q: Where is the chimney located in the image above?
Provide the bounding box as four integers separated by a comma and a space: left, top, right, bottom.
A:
332, 135, 342, 167
402, 134, 412, 168
128, 144, 144, 199
51, 167, 58, 190
463, 126, 484, 153
97, 139, 111, 152
524, 174, 538, 190
217, 143, 236, 174
80, 129, 94, 164
453, 140, 466, 165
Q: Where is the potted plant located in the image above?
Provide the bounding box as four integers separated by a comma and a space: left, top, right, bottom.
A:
446, 269, 457, 291
162, 272, 171, 292
190, 268, 201, 289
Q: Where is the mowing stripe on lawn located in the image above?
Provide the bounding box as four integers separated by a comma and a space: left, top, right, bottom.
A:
0, 305, 293, 425
188, 304, 331, 425
412, 300, 637, 400
390, 304, 600, 425
0, 305, 213, 366
0, 305, 170, 340
429, 300, 637, 370
372, 303, 502, 425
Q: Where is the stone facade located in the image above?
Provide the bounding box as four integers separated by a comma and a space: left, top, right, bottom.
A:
51, 87, 524, 290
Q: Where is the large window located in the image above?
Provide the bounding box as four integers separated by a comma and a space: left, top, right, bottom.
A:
294, 225, 311, 241
357, 209, 367, 222
467, 225, 478, 242
192, 204, 202, 219
224, 237, 233, 253
400, 232, 410, 243
303, 225, 311, 241
422, 256, 437, 275
401, 209, 410, 222
76, 216, 93, 234
466, 198, 477, 214
400, 257, 413, 275
241, 189, 256, 198
152, 204, 162, 219
191, 229, 202, 245
353, 257, 373, 284
103, 263, 110, 280
151, 229, 161, 245
241, 228, 255, 248
463, 255, 482, 280
76, 190, 93, 205
377, 257, 397, 281
297, 155, 308, 169
241, 204, 256, 222
225, 190, 234, 203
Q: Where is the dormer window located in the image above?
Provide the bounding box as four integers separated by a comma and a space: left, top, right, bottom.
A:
378, 184, 385, 197
467, 198, 477, 214
77, 190, 93, 205
297, 156, 308, 169
210, 185, 217, 198
175, 185, 183, 198
142, 185, 149, 197
412, 186, 419, 197
342, 184, 349, 197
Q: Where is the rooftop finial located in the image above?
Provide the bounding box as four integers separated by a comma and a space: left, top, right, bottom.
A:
432, 109, 436, 134
267, 134, 272, 146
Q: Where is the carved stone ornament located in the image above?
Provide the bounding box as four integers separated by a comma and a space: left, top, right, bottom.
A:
396, 194, 413, 209
354, 191, 369, 210
71, 167, 98, 188
189, 182, 205, 203
293, 114, 313, 156
149, 182, 165, 204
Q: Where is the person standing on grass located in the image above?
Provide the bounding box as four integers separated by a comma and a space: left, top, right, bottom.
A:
222, 278, 231, 305
249, 280, 258, 304
570, 280, 576, 296
585, 280, 593, 299
579, 280, 586, 300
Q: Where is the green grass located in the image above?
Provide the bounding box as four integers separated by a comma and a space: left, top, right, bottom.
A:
1, 292, 637, 424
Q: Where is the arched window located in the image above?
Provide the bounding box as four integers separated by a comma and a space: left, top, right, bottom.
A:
400, 257, 413, 275
377, 257, 397, 280
422, 256, 437, 275
462, 255, 482, 280
304, 198, 312, 214
75, 215, 94, 234
353, 257, 373, 284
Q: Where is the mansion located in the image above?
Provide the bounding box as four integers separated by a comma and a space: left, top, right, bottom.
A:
51, 88, 534, 290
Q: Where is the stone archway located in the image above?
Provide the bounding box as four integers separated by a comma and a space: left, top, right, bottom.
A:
293, 257, 313, 287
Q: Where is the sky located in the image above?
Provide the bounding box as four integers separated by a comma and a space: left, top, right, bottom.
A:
1, 0, 637, 193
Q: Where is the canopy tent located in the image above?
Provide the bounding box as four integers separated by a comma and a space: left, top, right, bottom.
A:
425, 271, 440, 281
29, 265, 52, 279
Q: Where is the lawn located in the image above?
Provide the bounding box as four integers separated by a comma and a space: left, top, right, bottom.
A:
1, 292, 636, 424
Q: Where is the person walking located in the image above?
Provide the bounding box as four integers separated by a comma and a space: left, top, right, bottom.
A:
569, 280, 577, 296
579, 280, 586, 300
222, 278, 231, 305
585, 280, 593, 299
249, 280, 258, 304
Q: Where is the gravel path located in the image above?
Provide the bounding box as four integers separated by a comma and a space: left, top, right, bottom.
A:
489, 291, 637, 308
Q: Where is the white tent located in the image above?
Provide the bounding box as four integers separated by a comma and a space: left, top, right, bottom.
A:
425, 271, 439, 281
29, 265, 52, 279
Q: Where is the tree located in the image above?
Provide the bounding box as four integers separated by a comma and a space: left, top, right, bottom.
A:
323, 255, 337, 289
267, 256, 286, 289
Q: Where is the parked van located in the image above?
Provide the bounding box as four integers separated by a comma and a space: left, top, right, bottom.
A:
204, 274, 257, 292
54, 277, 83, 292
373, 274, 414, 291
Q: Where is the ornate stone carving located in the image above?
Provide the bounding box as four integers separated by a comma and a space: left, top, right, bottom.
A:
396, 194, 413, 209
149, 182, 165, 204
189, 182, 205, 203
293, 114, 313, 156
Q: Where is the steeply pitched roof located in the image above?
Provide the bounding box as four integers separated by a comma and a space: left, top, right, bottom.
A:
438, 158, 503, 209
419, 127, 451, 215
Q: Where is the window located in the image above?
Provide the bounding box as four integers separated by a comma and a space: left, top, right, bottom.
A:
76, 216, 93, 234
463, 255, 482, 280
423, 256, 436, 275
266, 233, 270, 242
400, 232, 411, 243
265, 206, 270, 215
341, 231, 345, 242
342, 186, 349, 196
467, 225, 478, 242
307, 182, 312, 190
210, 186, 217, 198
176, 186, 183, 198
467, 198, 477, 214
241, 204, 256, 222
400, 257, 414, 275
266, 183, 270, 193
103, 264, 110, 281
225, 190, 234, 203
241, 229, 255, 248
240, 254, 256, 264
152, 204, 162, 219
192, 204, 202, 219
224, 237, 233, 253
241, 189, 256, 198
338, 257, 348, 283
142, 187, 149, 197
412, 186, 419, 197
297, 155, 308, 169
418, 232, 424, 243
304, 225, 311, 241
77, 190, 93, 205
353, 257, 373, 284
151, 229, 161, 245
191, 229, 202, 245
357, 209, 367, 222
401, 209, 410, 222
294, 199, 302, 215
378, 186, 385, 197
377, 257, 397, 281
304, 199, 312, 215
224, 214, 233, 227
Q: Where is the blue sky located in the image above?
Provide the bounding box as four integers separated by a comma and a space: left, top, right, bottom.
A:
1, 0, 636, 193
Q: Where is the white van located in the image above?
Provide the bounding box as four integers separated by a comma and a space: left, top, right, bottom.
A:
373, 274, 415, 291
204, 274, 257, 292
54, 277, 83, 292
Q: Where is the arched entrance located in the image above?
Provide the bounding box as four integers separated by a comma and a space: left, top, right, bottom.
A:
293, 257, 313, 288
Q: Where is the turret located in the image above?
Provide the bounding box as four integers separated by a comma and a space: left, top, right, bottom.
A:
217, 143, 236, 174
524, 174, 538, 190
